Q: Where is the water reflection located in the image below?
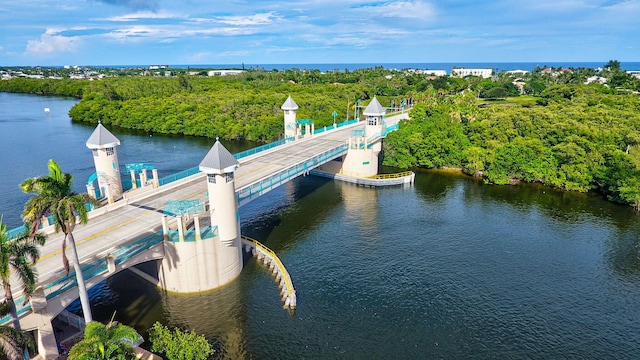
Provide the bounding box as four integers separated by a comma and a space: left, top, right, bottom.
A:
160, 279, 249, 359
241, 176, 341, 252
606, 223, 640, 279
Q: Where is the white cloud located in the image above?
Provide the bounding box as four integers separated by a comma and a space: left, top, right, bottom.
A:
356, 1, 436, 20
24, 33, 80, 58
107, 25, 159, 40
104, 10, 184, 22
215, 12, 280, 26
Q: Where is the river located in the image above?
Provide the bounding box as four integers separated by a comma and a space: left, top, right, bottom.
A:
2, 92, 640, 359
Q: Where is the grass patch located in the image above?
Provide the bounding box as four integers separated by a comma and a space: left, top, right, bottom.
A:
477, 95, 538, 107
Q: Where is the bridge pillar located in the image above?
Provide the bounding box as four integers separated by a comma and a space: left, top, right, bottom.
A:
86, 122, 123, 200
158, 139, 242, 293
25, 288, 60, 359
35, 315, 59, 360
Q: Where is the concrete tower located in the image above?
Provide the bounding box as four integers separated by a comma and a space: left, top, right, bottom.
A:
340, 97, 386, 177
200, 140, 243, 286
158, 140, 243, 293
281, 95, 298, 139
363, 96, 386, 142
86, 122, 123, 203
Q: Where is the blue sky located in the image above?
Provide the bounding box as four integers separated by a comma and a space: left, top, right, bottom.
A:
1, 0, 639, 66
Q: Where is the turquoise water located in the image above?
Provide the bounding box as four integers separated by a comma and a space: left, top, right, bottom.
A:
3, 92, 640, 359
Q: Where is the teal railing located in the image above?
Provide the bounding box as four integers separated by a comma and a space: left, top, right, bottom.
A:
237, 143, 349, 205
5, 120, 357, 240
158, 166, 201, 186
166, 226, 218, 243
0, 230, 165, 325
233, 137, 292, 160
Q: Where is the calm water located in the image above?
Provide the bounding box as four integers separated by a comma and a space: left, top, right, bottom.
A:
3, 93, 640, 359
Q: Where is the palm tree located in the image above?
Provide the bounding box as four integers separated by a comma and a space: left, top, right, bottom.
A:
1, 217, 45, 329
20, 159, 98, 323
0, 324, 35, 360
68, 321, 139, 360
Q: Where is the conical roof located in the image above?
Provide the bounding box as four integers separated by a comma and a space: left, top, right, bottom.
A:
281, 95, 299, 110
86, 122, 120, 149
363, 97, 386, 116
199, 139, 239, 174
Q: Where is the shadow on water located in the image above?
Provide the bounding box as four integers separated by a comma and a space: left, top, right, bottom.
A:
72, 267, 251, 359
605, 220, 640, 279
240, 175, 341, 251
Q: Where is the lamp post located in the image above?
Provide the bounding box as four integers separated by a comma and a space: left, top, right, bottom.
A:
331, 110, 338, 127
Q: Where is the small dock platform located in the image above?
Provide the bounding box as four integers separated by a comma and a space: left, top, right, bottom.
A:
310, 169, 415, 187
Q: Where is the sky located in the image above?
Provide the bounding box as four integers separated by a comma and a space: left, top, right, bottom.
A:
0, 0, 639, 66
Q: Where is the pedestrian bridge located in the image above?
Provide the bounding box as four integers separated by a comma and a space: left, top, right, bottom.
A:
2, 112, 407, 335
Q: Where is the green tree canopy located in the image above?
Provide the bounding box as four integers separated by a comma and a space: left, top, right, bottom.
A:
68, 321, 140, 360
21, 159, 99, 322
0, 219, 45, 329
148, 322, 214, 360
0, 324, 34, 360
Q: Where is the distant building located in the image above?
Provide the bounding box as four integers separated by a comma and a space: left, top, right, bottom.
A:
540, 67, 574, 77
451, 68, 492, 78
512, 80, 526, 94
628, 71, 640, 79
423, 70, 447, 77
207, 70, 244, 76
585, 76, 607, 84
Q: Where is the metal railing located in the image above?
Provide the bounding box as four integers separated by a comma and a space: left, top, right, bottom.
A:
242, 236, 296, 309
5, 118, 360, 238
369, 171, 414, 179
237, 144, 348, 206
1, 230, 165, 325
158, 166, 200, 186
165, 226, 218, 243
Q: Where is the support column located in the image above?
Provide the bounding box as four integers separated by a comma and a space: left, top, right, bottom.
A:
194, 214, 202, 241
86, 184, 96, 199
162, 215, 169, 241
140, 169, 148, 186
130, 169, 137, 189
104, 183, 114, 204
29, 287, 59, 359
176, 217, 184, 242
36, 316, 59, 360
152, 169, 159, 188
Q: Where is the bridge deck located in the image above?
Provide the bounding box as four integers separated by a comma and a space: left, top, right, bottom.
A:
3, 113, 405, 327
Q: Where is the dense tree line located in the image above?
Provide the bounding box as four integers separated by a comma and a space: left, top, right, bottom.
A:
0, 78, 87, 97
383, 84, 640, 209
67, 76, 374, 141
2, 64, 640, 208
